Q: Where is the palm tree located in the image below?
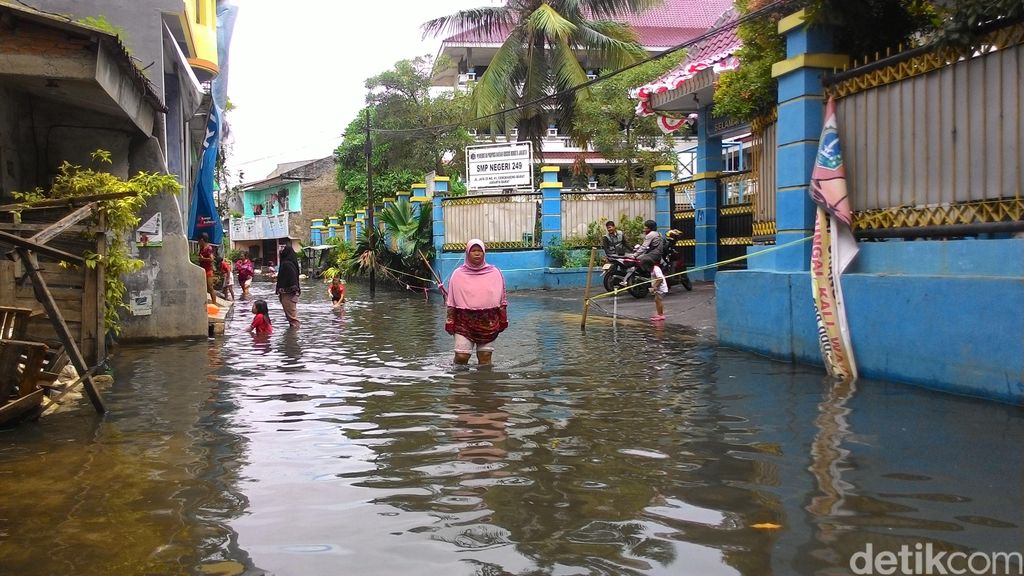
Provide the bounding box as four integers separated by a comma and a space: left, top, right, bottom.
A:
422, 0, 658, 154
340, 200, 435, 291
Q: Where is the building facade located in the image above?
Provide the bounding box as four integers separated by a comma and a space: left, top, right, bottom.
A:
431, 0, 733, 186
228, 157, 342, 264
2, 0, 223, 340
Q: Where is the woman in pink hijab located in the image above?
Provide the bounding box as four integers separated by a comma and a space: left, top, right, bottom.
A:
444, 239, 508, 365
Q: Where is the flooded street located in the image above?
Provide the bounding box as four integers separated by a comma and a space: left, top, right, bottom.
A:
1, 279, 1022, 576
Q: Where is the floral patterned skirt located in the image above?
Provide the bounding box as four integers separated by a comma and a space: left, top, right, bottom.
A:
450, 307, 504, 345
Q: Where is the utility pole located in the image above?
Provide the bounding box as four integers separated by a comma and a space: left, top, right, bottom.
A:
365, 108, 375, 298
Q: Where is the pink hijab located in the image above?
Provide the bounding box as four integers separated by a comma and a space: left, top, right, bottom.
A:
446, 239, 507, 310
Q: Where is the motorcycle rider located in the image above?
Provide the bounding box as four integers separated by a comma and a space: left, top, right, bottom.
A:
634, 219, 663, 273
601, 220, 627, 258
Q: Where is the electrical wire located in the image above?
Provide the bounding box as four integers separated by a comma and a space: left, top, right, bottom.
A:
370, 0, 801, 137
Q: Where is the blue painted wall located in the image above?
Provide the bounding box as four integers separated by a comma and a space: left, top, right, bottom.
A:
437, 249, 602, 291
719, 239, 1024, 403
243, 181, 301, 216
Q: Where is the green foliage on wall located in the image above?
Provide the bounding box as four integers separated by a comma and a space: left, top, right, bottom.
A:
12, 150, 181, 334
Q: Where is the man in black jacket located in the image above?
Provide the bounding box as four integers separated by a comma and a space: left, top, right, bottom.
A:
601, 220, 627, 258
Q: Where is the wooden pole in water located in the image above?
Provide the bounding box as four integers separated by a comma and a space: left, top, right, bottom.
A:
580, 247, 597, 331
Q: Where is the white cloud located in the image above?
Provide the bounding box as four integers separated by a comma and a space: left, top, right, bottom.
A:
224, 0, 489, 186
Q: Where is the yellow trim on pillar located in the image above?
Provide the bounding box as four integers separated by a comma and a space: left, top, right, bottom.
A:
777, 9, 808, 34
383, 197, 396, 203
540, 182, 563, 188
541, 166, 560, 173
650, 181, 672, 188
412, 183, 426, 189
772, 53, 850, 78
652, 165, 675, 172
411, 196, 430, 203
433, 176, 450, 182
691, 171, 721, 181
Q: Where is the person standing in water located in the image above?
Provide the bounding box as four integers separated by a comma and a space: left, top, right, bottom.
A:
275, 243, 301, 327
444, 239, 508, 365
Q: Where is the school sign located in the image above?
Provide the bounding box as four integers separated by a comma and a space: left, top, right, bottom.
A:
465, 142, 533, 190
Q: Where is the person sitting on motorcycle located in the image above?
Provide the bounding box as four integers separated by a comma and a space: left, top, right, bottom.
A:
634, 219, 664, 273
601, 220, 627, 258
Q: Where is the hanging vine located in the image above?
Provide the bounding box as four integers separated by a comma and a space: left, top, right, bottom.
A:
12, 150, 181, 334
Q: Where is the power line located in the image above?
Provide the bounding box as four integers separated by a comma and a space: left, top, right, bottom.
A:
371, 0, 800, 137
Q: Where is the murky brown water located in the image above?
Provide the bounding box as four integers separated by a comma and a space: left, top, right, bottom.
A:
1, 279, 1022, 575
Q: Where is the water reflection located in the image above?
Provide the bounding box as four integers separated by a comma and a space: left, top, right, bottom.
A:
0, 279, 1021, 576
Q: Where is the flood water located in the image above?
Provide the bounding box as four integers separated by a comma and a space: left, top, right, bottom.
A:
1, 278, 1022, 576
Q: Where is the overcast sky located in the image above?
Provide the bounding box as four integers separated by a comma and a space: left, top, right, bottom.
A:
224, 0, 491, 186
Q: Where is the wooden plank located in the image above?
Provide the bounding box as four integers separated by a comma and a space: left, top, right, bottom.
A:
0, 261, 14, 306
16, 249, 104, 414
28, 203, 96, 246
81, 258, 98, 366
0, 191, 138, 213
0, 223, 90, 235
0, 230, 83, 264
93, 212, 106, 363
16, 286, 83, 302
0, 389, 44, 425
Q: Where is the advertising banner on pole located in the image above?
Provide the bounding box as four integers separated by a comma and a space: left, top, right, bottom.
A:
465, 142, 533, 190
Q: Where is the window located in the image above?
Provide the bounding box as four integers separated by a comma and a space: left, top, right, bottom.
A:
547, 126, 558, 138
467, 128, 478, 136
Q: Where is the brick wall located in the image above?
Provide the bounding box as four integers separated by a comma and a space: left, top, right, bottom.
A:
294, 157, 344, 242
0, 20, 94, 58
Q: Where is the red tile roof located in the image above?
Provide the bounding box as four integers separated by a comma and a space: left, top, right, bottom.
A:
443, 0, 734, 48
635, 8, 742, 123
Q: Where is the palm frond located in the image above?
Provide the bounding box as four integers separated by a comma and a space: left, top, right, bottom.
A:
579, 0, 664, 19
527, 3, 578, 44
421, 6, 513, 39
574, 21, 646, 70
471, 27, 529, 119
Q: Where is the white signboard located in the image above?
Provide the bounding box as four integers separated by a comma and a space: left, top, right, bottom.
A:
466, 142, 533, 190
129, 290, 153, 316
135, 212, 163, 247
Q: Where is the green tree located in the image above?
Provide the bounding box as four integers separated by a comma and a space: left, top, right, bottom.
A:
572, 51, 685, 189
422, 0, 658, 154
336, 57, 472, 216
365, 55, 473, 177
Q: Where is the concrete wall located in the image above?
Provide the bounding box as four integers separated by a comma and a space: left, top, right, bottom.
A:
436, 249, 601, 291
119, 137, 207, 341
30, 0, 180, 96
718, 239, 1024, 404
0, 87, 32, 201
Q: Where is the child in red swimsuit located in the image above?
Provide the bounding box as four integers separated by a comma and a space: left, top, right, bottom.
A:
248, 299, 272, 335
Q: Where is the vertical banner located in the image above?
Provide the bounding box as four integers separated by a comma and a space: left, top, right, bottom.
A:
187, 103, 224, 245
809, 97, 859, 380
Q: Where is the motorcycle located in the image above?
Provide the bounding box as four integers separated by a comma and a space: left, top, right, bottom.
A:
601, 229, 692, 298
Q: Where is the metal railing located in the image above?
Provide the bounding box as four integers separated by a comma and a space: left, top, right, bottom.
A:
228, 213, 290, 242
560, 190, 655, 243
441, 192, 542, 251
826, 22, 1024, 235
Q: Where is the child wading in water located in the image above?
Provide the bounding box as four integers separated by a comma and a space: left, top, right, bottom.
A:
248, 299, 272, 335
327, 277, 345, 307
650, 264, 668, 322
